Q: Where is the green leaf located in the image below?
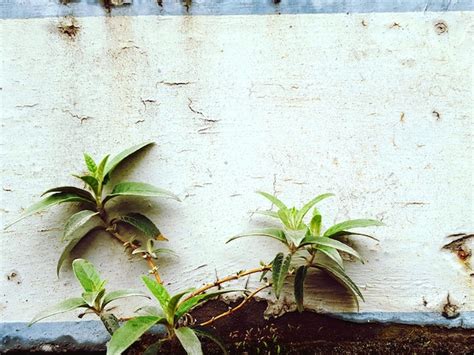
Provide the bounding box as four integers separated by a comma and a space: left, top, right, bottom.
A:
193, 327, 228, 355
72, 259, 105, 293
294, 265, 307, 312
62, 210, 101, 242
175, 327, 203, 355
256, 191, 287, 210
311, 259, 364, 309
166, 289, 194, 324
142, 276, 170, 310
271, 253, 284, 287
103, 182, 180, 204
277, 209, 292, 229
104, 141, 154, 179
309, 213, 322, 237
136, 305, 166, 318
96, 155, 110, 183
323, 219, 384, 238
175, 289, 242, 321
131, 241, 176, 258
106, 316, 162, 355
82, 288, 106, 308
227, 228, 287, 245
103, 289, 149, 307
300, 237, 362, 262
117, 213, 166, 241
285, 230, 306, 246
315, 245, 344, 269
73, 175, 100, 196
287, 207, 300, 230
41, 186, 95, 202
295, 193, 334, 226
29, 298, 88, 325
5, 192, 96, 229
57, 234, 93, 276
272, 253, 292, 298
84, 153, 97, 174
143, 339, 166, 355
331, 231, 380, 242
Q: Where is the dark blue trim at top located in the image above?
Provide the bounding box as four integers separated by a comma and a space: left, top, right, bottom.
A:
1, 0, 473, 19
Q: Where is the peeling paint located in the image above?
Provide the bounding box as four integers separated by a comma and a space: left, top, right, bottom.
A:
443, 233, 473, 270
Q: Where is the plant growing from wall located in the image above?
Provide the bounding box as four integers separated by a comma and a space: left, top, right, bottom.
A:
228, 191, 383, 310
5, 142, 179, 283
22, 143, 382, 354
107, 276, 242, 355
30, 259, 147, 334
106, 191, 381, 354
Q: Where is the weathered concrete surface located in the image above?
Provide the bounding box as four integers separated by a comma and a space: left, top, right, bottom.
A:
0, 11, 473, 327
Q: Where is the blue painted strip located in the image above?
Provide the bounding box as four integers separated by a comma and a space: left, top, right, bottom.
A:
1, 312, 472, 351
0, 320, 166, 352
1, 0, 473, 19
331, 311, 474, 329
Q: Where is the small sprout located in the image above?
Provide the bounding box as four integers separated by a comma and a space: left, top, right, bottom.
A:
107, 277, 237, 355
30, 259, 147, 334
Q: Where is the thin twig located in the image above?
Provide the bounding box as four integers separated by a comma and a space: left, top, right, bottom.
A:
180, 265, 271, 304
199, 284, 271, 326
108, 230, 163, 284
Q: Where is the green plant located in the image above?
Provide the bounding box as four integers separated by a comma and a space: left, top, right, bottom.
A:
6, 142, 179, 283
107, 277, 240, 355
228, 191, 383, 311
30, 259, 147, 335
21, 144, 383, 354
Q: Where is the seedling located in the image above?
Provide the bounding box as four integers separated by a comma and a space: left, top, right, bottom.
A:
30, 259, 147, 334
6, 142, 179, 282
228, 191, 383, 311
107, 277, 239, 355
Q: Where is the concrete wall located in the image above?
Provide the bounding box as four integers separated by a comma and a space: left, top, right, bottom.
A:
1, 5, 473, 329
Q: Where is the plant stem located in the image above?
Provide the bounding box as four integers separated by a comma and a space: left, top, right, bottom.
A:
100, 312, 120, 335
97, 205, 107, 220
179, 265, 271, 304
198, 284, 271, 326
97, 206, 164, 284
307, 248, 317, 266
108, 229, 163, 284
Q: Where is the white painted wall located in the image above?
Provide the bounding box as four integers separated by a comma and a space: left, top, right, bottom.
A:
1, 11, 472, 322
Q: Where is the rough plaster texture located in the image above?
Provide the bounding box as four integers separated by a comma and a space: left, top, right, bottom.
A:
0, 11, 473, 324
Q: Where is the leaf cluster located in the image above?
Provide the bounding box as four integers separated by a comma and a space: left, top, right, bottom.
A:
107, 277, 237, 355
229, 191, 383, 311
6, 142, 179, 274
30, 259, 147, 326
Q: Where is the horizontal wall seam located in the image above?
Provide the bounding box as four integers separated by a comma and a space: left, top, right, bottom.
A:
1, 0, 473, 19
